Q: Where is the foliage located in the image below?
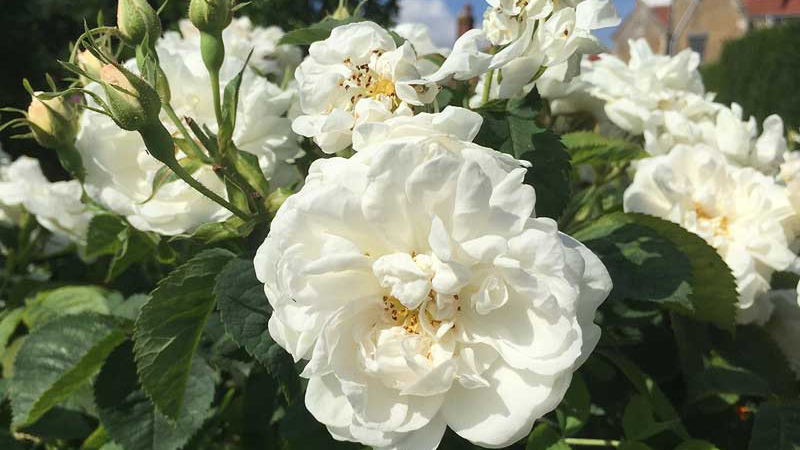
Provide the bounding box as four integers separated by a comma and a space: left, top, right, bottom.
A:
0, 4, 797, 450
702, 21, 800, 130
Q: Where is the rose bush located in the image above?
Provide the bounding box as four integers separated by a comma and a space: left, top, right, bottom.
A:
0, 1, 798, 450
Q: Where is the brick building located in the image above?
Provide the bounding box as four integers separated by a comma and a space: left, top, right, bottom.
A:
613, 0, 800, 64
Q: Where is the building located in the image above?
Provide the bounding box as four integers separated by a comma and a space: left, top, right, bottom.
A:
613, 0, 800, 64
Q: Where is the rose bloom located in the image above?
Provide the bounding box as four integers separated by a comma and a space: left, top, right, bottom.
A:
431, 0, 619, 99
292, 22, 439, 154
0, 155, 94, 246
76, 30, 301, 235
255, 108, 611, 449
624, 145, 797, 324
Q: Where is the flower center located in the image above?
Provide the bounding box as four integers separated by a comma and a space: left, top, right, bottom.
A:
342, 56, 399, 109
693, 202, 730, 239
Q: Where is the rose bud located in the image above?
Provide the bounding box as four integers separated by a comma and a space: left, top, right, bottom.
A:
27, 94, 80, 149
189, 0, 233, 35
100, 64, 161, 131
117, 0, 162, 47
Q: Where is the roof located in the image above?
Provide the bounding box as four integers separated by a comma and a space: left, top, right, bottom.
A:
742, 0, 800, 16
651, 6, 671, 26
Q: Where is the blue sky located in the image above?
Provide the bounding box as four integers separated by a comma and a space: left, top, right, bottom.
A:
398, 0, 637, 49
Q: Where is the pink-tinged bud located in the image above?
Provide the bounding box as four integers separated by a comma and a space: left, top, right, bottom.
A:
77, 50, 104, 85
117, 0, 162, 47
27, 94, 79, 149
100, 64, 161, 131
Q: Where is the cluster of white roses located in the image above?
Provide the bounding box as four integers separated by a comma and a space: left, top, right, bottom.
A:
0, 147, 95, 248
75, 17, 304, 235
544, 38, 800, 370
253, 3, 625, 447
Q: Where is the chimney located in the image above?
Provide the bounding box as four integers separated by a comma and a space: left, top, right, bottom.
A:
457, 4, 474, 37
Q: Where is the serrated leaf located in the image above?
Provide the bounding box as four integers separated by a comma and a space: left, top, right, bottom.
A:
561, 132, 645, 166
215, 258, 273, 364
748, 401, 800, 450
133, 249, 235, 420
278, 17, 365, 46
526, 423, 571, 450
573, 212, 738, 331
9, 313, 127, 428
23, 286, 116, 331
96, 341, 214, 450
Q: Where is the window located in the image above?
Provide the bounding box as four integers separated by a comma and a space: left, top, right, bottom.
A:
688, 33, 708, 61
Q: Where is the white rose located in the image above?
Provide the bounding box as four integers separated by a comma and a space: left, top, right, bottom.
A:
0, 156, 94, 245
292, 22, 439, 154
76, 31, 301, 236
764, 289, 800, 378
624, 145, 797, 324
255, 108, 611, 449
431, 0, 618, 101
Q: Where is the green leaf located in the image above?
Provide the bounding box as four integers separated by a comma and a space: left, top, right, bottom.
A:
748, 401, 800, 450
619, 443, 654, 450
9, 313, 127, 428
23, 286, 116, 331
601, 351, 690, 439
557, 374, 590, 437
561, 132, 645, 166
525, 423, 571, 450
710, 326, 798, 398
86, 214, 159, 282
133, 248, 235, 420
233, 149, 271, 199
623, 395, 680, 441
474, 89, 572, 219
96, 341, 214, 450
0, 308, 23, 360
687, 367, 772, 403
278, 17, 365, 46
675, 440, 721, 450
265, 343, 301, 402
215, 258, 273, 365
573, 212, 738, 331
220, 51, 253, 148
178, 215, 258, 244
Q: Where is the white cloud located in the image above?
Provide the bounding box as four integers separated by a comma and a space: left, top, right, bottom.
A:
397, 0, 456, 48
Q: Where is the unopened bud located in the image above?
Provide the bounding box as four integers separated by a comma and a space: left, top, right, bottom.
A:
100, 64, 161, 131
77, 50, 104, 85
267, 187, 293, 214
117, 0, 162, 47
27, 95, 79, 149
331, 0, 351, 20
189, 0, 233, 34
